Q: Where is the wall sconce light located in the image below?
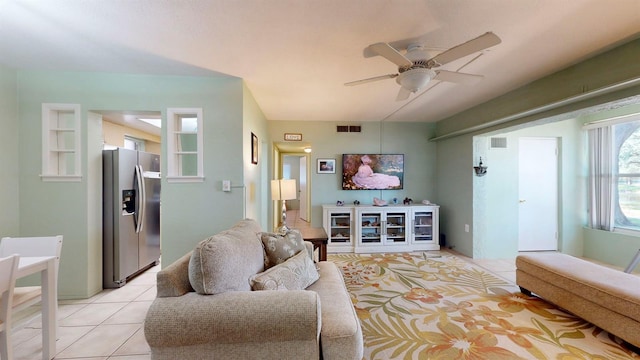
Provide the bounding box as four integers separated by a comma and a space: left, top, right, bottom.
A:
473, 157, 488, 177
304, 147, 312, 153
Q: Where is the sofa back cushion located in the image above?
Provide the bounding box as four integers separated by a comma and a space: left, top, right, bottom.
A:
189, 219, 264, 295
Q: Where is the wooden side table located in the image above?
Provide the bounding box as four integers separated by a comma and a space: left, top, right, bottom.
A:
297, 227, 328, 261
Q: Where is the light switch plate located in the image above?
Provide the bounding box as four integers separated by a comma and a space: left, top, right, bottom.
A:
222, 180, 231, 192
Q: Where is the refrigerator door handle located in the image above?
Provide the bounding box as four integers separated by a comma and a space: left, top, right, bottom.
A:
135, 164, 146, 233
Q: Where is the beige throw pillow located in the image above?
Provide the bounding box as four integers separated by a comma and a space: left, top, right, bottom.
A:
260, 230, 306, 268
250, 250, 319, 291
189, 220, 264, 295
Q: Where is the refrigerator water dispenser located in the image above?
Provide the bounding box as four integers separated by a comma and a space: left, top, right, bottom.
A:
122, 189, 136, 215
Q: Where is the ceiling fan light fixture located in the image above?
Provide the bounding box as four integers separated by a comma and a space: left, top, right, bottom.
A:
396, 68, 435, 92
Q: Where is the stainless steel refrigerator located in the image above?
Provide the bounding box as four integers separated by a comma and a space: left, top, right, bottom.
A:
103, 148, 161, 288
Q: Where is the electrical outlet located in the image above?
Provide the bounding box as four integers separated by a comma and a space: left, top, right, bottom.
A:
222, 180, 231, 192
464, 224, 470, 233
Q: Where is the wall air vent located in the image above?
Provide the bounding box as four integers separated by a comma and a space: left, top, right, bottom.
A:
337, 125, 362, 133
490, 137, 507, 149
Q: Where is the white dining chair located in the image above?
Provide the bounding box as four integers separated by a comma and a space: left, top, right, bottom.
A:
0, 236, 63, 315
0, 254, 20, 360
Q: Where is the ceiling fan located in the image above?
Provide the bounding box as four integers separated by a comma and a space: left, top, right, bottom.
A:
345, 32, 501, 101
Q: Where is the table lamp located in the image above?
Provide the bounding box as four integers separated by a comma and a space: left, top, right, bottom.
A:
271, 179, 297, 234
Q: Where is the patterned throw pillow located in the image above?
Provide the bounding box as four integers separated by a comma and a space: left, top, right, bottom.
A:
260, 230, 306, 268
249, 250, 319, 291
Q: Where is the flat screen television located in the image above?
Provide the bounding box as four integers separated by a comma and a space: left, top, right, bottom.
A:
342, 154, 404, 190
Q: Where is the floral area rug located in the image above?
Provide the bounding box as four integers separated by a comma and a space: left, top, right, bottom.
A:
329, 252, 639, 360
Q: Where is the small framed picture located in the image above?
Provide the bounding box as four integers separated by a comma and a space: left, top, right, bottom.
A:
317, 158, 336, 174
251, 132, 258, 165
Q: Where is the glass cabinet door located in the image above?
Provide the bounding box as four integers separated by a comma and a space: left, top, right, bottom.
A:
385, 211, 408, 244
329, 212, 352, 244
359, 211, 383, 245
413, 210, 434, 243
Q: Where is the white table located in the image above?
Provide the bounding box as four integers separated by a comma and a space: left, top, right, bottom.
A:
17, 256, 57, 360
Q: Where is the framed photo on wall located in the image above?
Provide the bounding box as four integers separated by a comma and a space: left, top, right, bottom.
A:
251, 132, 258, 164
317, 158, 335, 174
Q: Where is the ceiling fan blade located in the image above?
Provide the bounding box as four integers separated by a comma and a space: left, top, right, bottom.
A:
434, 70, 484, 85
344, 73, 398, 86
430, 32, 501, 66
396, 87, 412, 101
368, 42, 413, 67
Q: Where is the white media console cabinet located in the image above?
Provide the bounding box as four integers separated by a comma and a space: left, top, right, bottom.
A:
322, 204, 440, 253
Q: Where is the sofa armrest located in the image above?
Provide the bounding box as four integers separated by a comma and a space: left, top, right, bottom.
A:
144, 290, 321, 348
156, 251, 194, 297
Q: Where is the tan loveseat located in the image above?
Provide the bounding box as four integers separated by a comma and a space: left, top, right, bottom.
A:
516, 253, 640, 348
144, 219, 363, 360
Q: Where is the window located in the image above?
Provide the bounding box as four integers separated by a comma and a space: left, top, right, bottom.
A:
615, 121, 640, 229
41, 103, 81, 181
124, 136, 145, 151
166, 108, 204, 182
587, 114, 640, 232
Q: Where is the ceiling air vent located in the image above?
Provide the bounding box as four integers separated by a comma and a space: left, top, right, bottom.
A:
490, 137, 507, 149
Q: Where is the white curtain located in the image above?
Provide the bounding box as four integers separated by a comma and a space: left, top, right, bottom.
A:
588, 126, 614, 230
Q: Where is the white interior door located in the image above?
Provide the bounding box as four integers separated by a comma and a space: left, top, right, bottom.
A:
299, 156, 308, 221
518, 137, 558, 251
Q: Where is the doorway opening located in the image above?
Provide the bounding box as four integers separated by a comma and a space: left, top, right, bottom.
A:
92, 110, 162, 288
97, 110, 161, 154
273, 142, 312, 230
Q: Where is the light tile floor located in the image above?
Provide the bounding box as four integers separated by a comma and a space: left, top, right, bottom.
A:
12, 265, 158, 360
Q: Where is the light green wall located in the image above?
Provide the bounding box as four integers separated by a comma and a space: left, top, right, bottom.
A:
584, 228, 640, 271
243, 83, 269, 229
87, 112, 104, 296
435, 37, 640, 262
473, 118, 585, 259
435, 135, 473, 255
16, 71, 250, 298
0, 65, 19, 236
268, 121, 437, 228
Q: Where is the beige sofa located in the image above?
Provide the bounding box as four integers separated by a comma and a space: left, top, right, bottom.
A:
144, 219, 363, 360
516, 253, 640, 348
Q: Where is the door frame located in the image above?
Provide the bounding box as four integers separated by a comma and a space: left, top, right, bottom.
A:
274, 150, 312, 227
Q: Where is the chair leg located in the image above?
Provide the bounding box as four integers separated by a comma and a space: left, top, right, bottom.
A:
1, 328, 13, 360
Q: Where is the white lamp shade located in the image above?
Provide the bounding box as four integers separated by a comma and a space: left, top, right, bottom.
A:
271, 179, 297, 201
